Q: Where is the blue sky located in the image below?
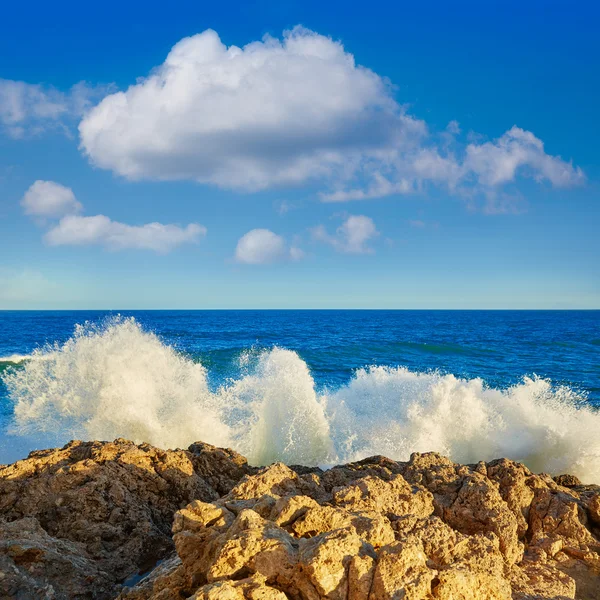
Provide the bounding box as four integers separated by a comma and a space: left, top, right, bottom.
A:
0, 0, 598, 309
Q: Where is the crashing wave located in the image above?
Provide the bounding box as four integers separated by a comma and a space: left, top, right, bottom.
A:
2, 316, 599, 482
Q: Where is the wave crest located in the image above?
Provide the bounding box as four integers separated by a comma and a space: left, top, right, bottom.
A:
3, 317, 599, 482
0, 354, 34, 365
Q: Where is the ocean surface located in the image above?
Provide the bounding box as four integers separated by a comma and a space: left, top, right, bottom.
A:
1, 310, 599, 481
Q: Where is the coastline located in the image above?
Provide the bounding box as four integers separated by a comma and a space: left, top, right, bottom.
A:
1, 438, 599, 599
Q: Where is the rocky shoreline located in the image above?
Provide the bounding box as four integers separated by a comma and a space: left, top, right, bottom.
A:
0, 439, 599, 599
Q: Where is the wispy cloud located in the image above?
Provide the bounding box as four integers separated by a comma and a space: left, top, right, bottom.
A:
312, 215, 379, 254
408, 219, 426, 228
323, 127, 584, 204
275, 200, 298, 216
408, 219, 440, 230
0, 79, 111, 138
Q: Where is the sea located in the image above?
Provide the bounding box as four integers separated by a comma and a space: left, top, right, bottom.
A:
0, 310, 599, 481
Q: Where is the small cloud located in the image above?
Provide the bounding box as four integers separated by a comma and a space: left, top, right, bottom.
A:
446, 120, 461, 135
275, 200, 297, 215
45, 215, 205, 253
312, 214, 379, 254
321, 174, 413, 203
21, 180, 82, 218
22, 180, 205, 253
235, 228, 302, 265
464, 126, 585, 188
408, 219, 426, 228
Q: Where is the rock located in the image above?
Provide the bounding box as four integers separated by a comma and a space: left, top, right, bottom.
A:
0, 517, 117, 599
589, 493, 600, 526
0, 438, 253, 597
369, 540, 435, 600
190, 575, 288, 600
554, 474, 583, 488
115, 556, 186, 600
398, 453, 524, 565
331, 474, 434, 519
187, 442, 256, 496
2, 441, 600, 599
124, 452, 600, 600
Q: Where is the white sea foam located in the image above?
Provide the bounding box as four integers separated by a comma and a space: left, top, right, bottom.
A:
3, 317, 600, 482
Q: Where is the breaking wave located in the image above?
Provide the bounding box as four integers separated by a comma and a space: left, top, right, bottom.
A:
0, 354, 34, 365
2, 317, 599, 482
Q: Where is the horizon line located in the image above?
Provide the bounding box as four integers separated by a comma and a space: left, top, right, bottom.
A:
0, 308, 598, 312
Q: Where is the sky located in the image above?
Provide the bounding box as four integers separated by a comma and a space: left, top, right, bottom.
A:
0, 0, 598, 309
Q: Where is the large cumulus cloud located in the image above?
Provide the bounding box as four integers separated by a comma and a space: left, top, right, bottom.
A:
78, 27, 424, 191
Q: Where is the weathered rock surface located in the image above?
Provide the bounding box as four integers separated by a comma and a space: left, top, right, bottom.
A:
0, 438, 253, 599
1, 440, 599, 599
121, 452, 600, 600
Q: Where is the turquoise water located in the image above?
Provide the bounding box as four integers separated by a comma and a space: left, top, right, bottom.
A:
1, 310, 599, 480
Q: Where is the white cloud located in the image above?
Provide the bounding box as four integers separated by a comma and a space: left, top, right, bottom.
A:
77, 26, 582, 206
322, 174, 413, 202
463, 126, 584, 187
4, 27, 583, 210
0, 80, 110, 138
21, 180, 205, 253
21, 180, 82, 217
79, 27, 424, 191
327, 127, 584, 202
45, 215, 205, 253
312, 215, 379, 254
235, 228, 301, 264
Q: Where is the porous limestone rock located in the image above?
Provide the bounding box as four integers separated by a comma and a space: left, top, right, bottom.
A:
0, 438, 253, 598
2, 441, 600, 599
0, 517, 117, 599
122, 452, 600, 600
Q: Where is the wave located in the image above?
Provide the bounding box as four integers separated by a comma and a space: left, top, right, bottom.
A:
2, 317, 600, 482
0, 354, 34, 365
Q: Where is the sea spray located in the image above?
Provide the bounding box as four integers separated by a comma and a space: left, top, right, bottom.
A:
222, 348, 334, 466
3, 316, 600, 482
326, 366, 596, 476
3, 318, 231, 451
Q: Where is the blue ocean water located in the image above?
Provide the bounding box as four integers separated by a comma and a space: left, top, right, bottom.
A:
1, 310, 599, 479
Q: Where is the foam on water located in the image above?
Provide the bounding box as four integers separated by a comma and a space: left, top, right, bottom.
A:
3, 317, 600, 482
